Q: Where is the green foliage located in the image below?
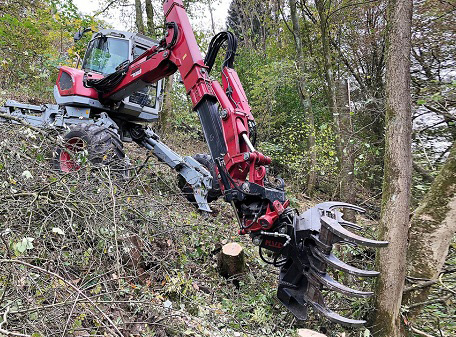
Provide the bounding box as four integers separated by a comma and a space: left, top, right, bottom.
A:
13, 237, 35, 255
0, 0, 104, 101
230, 36, 340, 189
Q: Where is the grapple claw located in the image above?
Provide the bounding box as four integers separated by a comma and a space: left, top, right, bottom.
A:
321, 216, 388, 247
304, 281, 368, 327
340, 221, 363, 231
317, 201, 366, 214
308, 301, 367, 327
310, 271, 373, 298
310, 245, 380, 277
332, 210, 364, 230
267, 202, 388, 327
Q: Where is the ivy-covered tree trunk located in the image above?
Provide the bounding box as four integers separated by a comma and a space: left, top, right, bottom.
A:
145, 0, 156, 38
135, 0, 145, 34
372, 0, 413, 335
288, 0, 317, 196
403, 141, 456, 319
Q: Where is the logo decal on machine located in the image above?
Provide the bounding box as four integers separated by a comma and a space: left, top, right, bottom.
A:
131, 68, 142, 77
264, 239, 283, 249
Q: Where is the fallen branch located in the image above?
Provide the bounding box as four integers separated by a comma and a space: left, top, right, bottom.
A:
402, 313, 438, 337
404, 268, 456, 293
408, 294, 452, 309
439, 273, 456, 295
403, 279, 438, 294
410, 326, 437, 337
8, 298, 164, 315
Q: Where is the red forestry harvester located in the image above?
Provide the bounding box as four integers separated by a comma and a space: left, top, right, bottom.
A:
0, 0, 387, 326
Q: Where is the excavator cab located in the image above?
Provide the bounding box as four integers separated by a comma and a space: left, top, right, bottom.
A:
80, 29, 164, 122
53, 29, 163, 124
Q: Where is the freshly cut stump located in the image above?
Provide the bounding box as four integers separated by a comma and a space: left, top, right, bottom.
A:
218, 242, 245, 278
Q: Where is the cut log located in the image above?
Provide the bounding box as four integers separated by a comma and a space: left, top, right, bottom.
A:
297, 329, 327, 337
218, 242, 245, 278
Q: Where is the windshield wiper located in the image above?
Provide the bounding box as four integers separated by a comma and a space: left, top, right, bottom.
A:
115, 60, 130, 72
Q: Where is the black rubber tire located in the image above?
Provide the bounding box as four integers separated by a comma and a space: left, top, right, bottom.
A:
53, 123, 129, 177
178, 153, 222, 203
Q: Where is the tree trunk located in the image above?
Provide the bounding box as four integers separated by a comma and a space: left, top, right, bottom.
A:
160, 75, 174, 134
315, 0, 341, 166
288, 0, 317, 196
207, 0, 216, 35
337, 79, 356, 221
135, 0, 145, 34
235, 1, 251, 47
371, 0, 413, 336
403, 142, 456, 319
145, 0, 156, 38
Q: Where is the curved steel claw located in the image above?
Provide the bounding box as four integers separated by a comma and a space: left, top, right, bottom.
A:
317, 201, 366, 214
275, 202, 388, 327
310, 302, 367, 327
310, 245, 380, 277
310, 270, 373, 297
304, 281, 367, 327
321, 216, 388, 247
333, 209, 363, 231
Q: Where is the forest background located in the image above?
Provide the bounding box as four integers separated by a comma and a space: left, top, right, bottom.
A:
0, 0, 455, 336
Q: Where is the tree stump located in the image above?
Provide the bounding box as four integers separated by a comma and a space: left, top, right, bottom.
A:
218, 242, 245, 278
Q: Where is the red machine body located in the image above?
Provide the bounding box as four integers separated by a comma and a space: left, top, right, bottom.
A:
96, 0, 284, 233
57, 66, 101, 98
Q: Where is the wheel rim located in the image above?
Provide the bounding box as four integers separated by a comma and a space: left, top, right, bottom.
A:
59, 137, 85, 172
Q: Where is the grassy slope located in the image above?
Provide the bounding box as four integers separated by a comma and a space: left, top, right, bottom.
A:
0, 124, 306, 337
0, 122, 453, 337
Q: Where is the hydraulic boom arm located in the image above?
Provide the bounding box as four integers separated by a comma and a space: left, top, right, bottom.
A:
85, 0, 388, 326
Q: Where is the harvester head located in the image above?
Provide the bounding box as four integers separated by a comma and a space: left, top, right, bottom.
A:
256, 202, 387, 327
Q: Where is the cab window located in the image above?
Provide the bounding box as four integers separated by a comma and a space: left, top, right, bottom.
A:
83, 37, 129, 74
133, 45, 147, 59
